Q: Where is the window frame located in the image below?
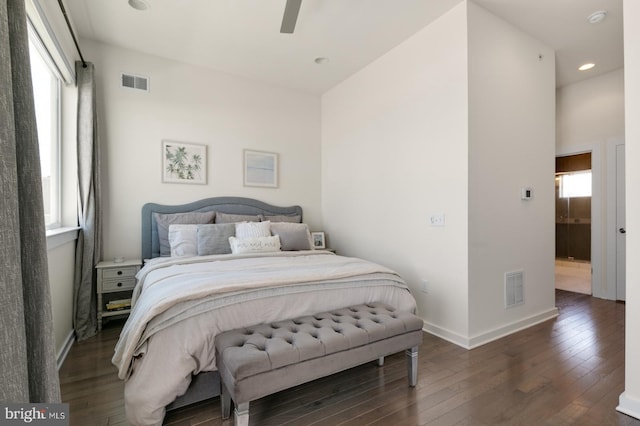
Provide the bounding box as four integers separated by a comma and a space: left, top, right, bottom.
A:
28, 23, 63, 230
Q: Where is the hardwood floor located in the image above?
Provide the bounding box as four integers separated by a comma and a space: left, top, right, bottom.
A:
59, 290, 640, 425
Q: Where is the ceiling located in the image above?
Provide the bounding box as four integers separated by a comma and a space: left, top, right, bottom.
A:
64, 0, 623, 94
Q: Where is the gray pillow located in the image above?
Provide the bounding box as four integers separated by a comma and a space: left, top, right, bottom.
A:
270, 222, 312, 251
154, 211, 215, 256
215, 212, 261, 224
261, 214, 301, 223
197, 223, 235, 255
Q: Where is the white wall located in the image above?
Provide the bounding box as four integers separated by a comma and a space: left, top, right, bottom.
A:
322, 3, 470, 340
618, 0, 640, 418
81, 40, 322, 260
557, 69, 625, 149
47, 241, 75, 363
556, 69, 625, 300
467, 2, 557, 345
322, 1, 557, 348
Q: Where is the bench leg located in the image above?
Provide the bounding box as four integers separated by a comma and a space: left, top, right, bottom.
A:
378, 356, 384, 366
234, 402, 250, 426
220, 382, 231, 419
405, 346, 418, 387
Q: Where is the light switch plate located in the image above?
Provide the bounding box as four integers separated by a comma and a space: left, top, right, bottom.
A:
430, 214, 445, 227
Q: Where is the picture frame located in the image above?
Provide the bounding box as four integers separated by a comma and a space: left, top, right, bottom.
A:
311, 232, 326, 249
162, 140, 207, 184
244, 149, 278, 188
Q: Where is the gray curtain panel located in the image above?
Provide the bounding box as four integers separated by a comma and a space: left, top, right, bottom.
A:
0, 0, 61, 403
73, 61, 102, 341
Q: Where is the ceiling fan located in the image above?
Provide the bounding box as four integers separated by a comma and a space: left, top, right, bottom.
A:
280, 0, 302, 33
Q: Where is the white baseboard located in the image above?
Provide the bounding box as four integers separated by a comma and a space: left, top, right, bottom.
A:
422, 322, 471, 349
467, 307, 559, 349
618, 392, 640, 420
422, 307, 560, 350
56, 330, 75, 371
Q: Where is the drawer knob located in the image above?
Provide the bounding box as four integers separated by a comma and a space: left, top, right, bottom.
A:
117, 282, 123, 287
117, 270, 123, 275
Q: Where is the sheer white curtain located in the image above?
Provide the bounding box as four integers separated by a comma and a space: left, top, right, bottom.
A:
0, 0, 61, 402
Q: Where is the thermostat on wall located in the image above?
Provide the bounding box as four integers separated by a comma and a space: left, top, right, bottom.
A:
521, 188, 533, 200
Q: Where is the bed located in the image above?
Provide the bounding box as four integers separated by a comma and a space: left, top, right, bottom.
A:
112, 197, 418, 426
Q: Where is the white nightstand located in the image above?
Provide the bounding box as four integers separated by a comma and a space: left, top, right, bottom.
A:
96, 259, 141, 331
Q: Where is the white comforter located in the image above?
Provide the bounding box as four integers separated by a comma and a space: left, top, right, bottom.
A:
112, 251, 417, 425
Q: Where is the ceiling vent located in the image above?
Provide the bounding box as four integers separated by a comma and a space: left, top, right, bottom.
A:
505, 270, 524, 309
121, 72, 149, 92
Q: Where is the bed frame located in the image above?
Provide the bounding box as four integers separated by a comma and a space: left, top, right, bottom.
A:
139, 196, 303, 411
141, 196, 303, 260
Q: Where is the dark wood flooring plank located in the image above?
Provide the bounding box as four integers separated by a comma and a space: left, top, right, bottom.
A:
59, 291, 640, 425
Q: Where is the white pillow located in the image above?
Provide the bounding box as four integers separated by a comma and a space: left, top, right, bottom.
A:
235, 221, 271, 239
168, 224, 198, 257
228, 236, 281, 254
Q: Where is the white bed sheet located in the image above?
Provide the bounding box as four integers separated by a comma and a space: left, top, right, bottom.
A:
115, 252, 417, 425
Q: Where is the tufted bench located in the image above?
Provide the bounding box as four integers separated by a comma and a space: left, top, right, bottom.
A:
215, 302, 424, 426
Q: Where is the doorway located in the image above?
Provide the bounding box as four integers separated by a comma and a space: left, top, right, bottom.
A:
555, 153, 592, 294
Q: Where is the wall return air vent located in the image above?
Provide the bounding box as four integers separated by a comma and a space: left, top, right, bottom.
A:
121, 72, 149, 92
505, 270, 524, 309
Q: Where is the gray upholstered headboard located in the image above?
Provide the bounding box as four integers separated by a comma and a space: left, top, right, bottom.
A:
141, 197, 302, 260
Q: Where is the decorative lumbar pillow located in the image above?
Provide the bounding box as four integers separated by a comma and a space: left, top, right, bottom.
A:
168, 224, 198, 257
235, 221, 271, 240
155, 211, 215, 256
215, 212, 261, 224
260, 214, 301, 223
197, 223, 235, 255
228, 236, 281, 254
270, 222, 312, 251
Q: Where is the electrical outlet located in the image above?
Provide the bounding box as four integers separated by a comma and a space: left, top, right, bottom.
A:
430, 214, 445, 227
420, 279, 429, 293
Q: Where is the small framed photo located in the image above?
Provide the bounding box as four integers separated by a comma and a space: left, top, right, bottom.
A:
311, 232, 326, 249
162, 140, 207, 184
244, 149, 278, 188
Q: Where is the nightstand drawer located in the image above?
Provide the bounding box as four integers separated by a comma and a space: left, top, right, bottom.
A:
102, 278, 136, 292
102, 266, 138, 279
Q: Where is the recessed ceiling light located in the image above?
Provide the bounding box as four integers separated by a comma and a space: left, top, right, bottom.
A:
579, 63, 596, 71
314, 57, 329, 65
128, 0, 149, 11
587, 10, 607, 24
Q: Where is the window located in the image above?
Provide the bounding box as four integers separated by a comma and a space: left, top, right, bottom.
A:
558, 171, 592, 198
28, 35, 61, 229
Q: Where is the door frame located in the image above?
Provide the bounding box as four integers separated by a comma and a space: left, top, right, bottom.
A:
556, 143, 602, 298
607, 138, 626, 300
